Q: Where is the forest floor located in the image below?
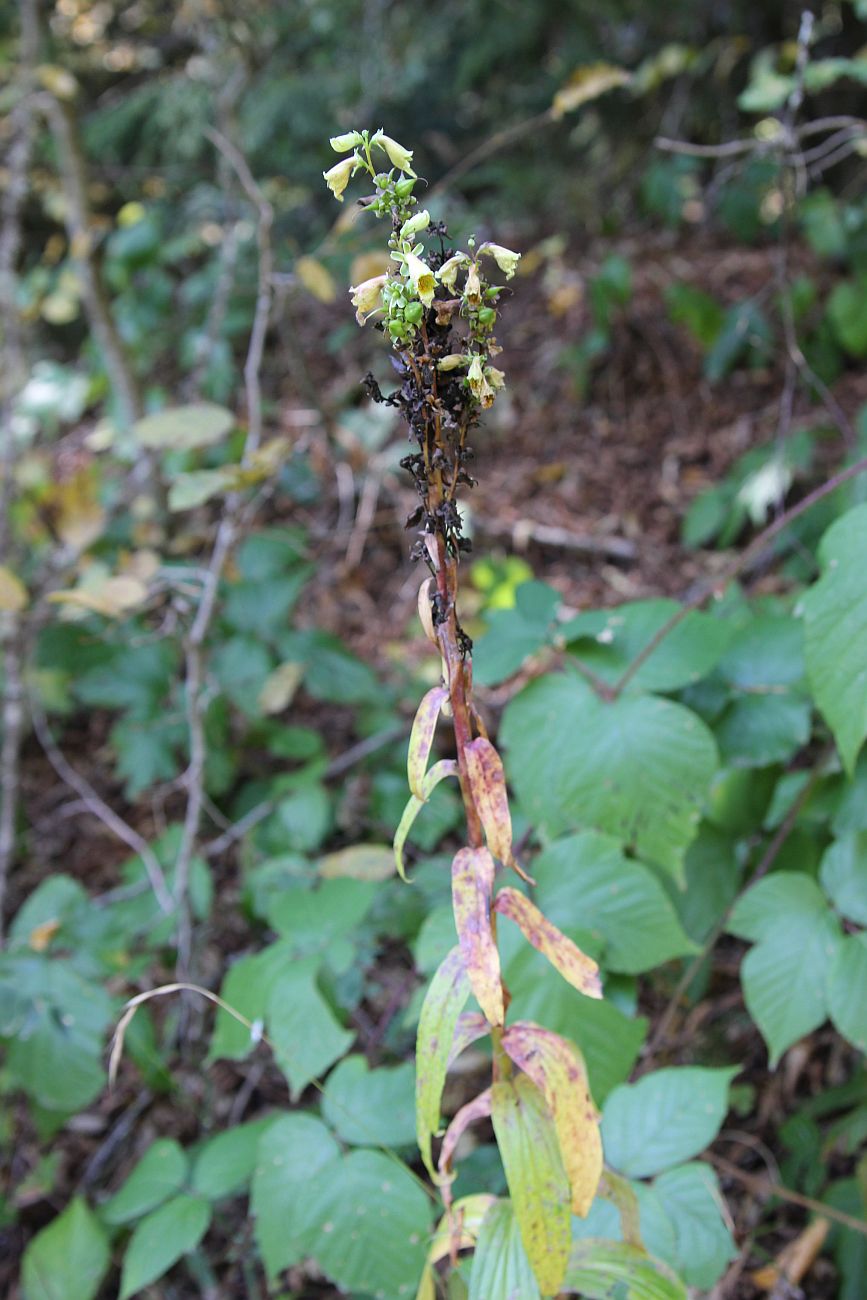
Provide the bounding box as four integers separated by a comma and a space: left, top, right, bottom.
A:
7, 228, 866, 1299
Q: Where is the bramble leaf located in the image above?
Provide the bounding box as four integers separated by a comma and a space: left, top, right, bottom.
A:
408, 686, 449, 799
416, 946, 471, 1175
502, 1020, 603, 1216
601, 1067, 737, 1178
452, 846, 504, 1026
494, 887, 601, 999
802, 504, 867, 774
22, 1198, 110, 1300
491, 1072, 571, 1295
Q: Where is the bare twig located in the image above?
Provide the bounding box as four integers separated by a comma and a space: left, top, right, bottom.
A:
0, 634, 26, 943
172, 127, 274, 974
477, 517, 637, 561
707, 1152, 867, 1238
29, 698, 173, 913
36, 91, 143, 429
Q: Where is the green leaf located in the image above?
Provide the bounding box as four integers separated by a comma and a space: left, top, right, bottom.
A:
168, 467, 235, 511
820, 833, 867, 924
118, 1194, 211, 1299
22, 1198, 110, 1300
209, 940, 296, 1062
4, 958, 112, 1113
649, 1164, 737, 1289
500, 674, 717, 878
564, 1239, 688, 1299
677, 824, 741, 943
504, 942, 646, 1104
563, 600, 730, 693
301, 1149, 431, 1296
491, 1073, 572, 1295
802, 504, 867, 773
828, 933, 867, 1052
322, 1054, 416, 1146
601, 1067, 736, 1178
251, 1114, 341, 1279
266, 956, 354, 1098
534, 832, 697, 974
101, 1139, 188, 1225
416, 946, 471, 1176
134, 402, 234, 450
266, 878, 376, 958
473, 608, 552, 687
469, 1200, 541, 1300
717, 614, 805, 688
191, 1119, 273, 1200
714, 693, 811, 768
729, 874, 842, 1064
828, 280, 867, 358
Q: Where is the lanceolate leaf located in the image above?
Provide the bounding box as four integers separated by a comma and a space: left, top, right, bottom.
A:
469, 1199, 542, 1300
448, 1011, 490, 1066
394, 759, 459, 880
465, 737, 516, 870
417, 1195, 498, 1300
502, 1021, 603, 1216
564, 1239, 688, 1300
452, 846, 504, 1026
495, 887, 602, 999
408, 686, 449, 798
416, 946, 471, 1176
438, 1088, 493, 1190
491, 1073, 572, 1295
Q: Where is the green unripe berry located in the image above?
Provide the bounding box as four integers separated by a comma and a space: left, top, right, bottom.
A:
405, 301, 424, 324
388, 319, 405, 337
395, 177, 416, 198
478, 306, 497, 327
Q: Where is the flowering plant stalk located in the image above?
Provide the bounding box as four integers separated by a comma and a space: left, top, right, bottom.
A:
325, 128, 605, 1294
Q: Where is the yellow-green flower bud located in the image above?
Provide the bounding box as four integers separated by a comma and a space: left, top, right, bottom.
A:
438, 354, 469, 371
437, 253, 467, 291
349, 273, 388, 324
395, 177, 416, 199
375, 133, 416, 175
323, 156, 356, 202
330, 130, 364, 152
467, 354, 496, 407
404, 252, 435, 308
487, 365, 506, 391
479, 242, 521, 279
399, 209, 430, 242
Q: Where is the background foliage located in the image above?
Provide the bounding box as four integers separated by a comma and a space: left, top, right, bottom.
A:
2, 0, 867, 1296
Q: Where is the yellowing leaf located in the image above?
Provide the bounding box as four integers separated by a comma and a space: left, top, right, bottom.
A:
29, 919, 61, 952
464, 736, 531, 880
416, 946, 471, 1176
452, 846, 503, 1027
416, 1194, 497, 1300
257, 662, 303, 714
494, 886, 601, 999
0, 567, 28, 613
502, 1021, 603, 1217
51, 467, 105, 551
408, 686, 449, 799
491, 1072, 571, 1295
437, 1087, 493, 1190
448, 1011, 489, 1067
296, 255, 337, 303
134, 403, 235, 451
552, 63, 631, 118
49, 575, 148, 619
318, 844, 395, 881
394, 758, 459, 881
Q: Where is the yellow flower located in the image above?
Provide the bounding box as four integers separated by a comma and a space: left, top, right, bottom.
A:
437, 254, 467, 291
467, 354, 496, 407
399, 209, 430, 241
375, 133, 416, 175
438, 354, 469, 371
404, 253, 435, 308
479, 242, 521, 278
330, 130, 363, 152
349, 274, 388, 324
323, 156, 356, 202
